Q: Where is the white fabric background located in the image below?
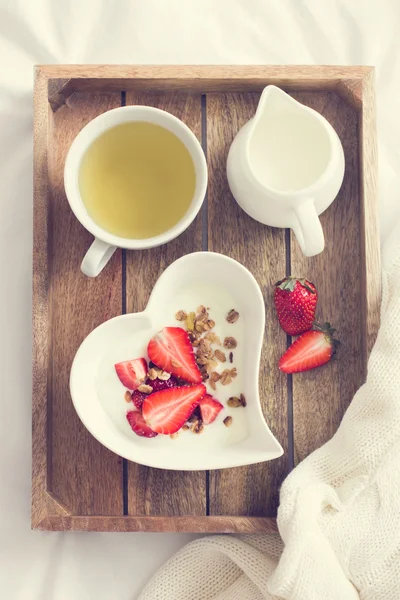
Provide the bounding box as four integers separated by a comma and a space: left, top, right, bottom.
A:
1, 0, 399, 598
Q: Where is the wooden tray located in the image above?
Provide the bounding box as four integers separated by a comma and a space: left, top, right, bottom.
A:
33, 65, 380, 532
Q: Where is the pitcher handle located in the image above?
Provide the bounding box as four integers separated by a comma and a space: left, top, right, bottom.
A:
293, 199, 325, 257
81, 238, 117, 277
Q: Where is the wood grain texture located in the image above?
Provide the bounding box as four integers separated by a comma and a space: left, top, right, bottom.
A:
290, 91, 364, 463
206, 93, 288, 516
36, 515, 279, 533
32, 69, 70, 526
40, 65, 373, 79
336, 79, 364, 110
48, 78, 72, 111
125, 92, 206, 516
33, 65, 380, 531
47, 92, 124, 515
39, 65, 372, 96
359, 70, 380, 356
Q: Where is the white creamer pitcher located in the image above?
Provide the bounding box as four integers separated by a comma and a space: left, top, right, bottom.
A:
227, 86, 345, 257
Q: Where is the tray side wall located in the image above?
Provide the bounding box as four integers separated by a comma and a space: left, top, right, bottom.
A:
41, 64, 373, 98
33, 69, 70, 526
359, 70, 380, 357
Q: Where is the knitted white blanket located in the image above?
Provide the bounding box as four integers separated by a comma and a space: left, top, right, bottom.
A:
139, 222, 400, 599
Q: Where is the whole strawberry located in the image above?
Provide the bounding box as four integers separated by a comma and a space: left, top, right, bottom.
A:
274, 277, 317, 336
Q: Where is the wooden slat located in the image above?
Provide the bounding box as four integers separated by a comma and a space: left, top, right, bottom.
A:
290, 92, 363, 463
125, 92, 206, 516
48, 92, 124, 514
35, 515, 278, 533
206, 93, 288, 516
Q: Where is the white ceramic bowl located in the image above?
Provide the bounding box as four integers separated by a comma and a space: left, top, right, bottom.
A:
70, 252, 283, 470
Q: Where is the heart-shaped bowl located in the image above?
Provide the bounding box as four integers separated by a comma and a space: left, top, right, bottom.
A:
70, 252, 283, 470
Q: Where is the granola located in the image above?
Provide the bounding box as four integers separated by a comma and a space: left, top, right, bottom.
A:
194, 335, 220, 374
158, 370, 171, 381
191, 420, 204, 434
227, 394, 246, 408
223, 416, 233, 427
186, 413, 204, 434
175, 304, 239, 402
209, 371, 221, 391
210, 371, 222, 383
220, 371, 232, 386
188, 330, 201, 343
185, 311, 196, 331
214, 349, 226, 363
200, 366, 209, 381
175, 309, 187, 321
223, 336, 237, 349
205, 331, 221, 345
138, 383, 153, 394
195, 320, 208, 333
220, 367, 238, 386
147, 368, 158, 380
227, 309, 239, 324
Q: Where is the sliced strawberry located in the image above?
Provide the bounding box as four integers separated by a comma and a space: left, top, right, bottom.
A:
130, 377, 178, 410
147, 327, 202, 384
199, 394, 224, 425
145, 374, 178, 392
115, 358, 147, 390
131, 390, 147, 410
279, 323, 339, 374
142, 384, 206, 434
126, 410, 158, 438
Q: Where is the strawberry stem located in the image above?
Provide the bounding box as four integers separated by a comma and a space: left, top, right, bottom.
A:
275, 276, 316, 294
313, 322, 340, 351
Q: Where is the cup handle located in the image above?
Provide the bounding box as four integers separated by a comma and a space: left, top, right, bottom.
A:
293, 199, 325, 257
81, 238, 117, 277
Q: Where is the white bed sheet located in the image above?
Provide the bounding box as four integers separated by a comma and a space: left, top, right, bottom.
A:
0, 0, 399, 598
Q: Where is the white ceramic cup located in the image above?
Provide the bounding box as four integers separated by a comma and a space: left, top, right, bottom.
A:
64, 106, 207, 277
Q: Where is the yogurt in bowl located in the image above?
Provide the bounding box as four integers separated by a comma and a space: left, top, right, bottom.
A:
70, 252, 283, 470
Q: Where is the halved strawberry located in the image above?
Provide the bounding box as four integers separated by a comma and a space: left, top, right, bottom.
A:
142, 384, 206, 434
199, 394, 224, 425
147, 327, 202, 384
126, 410, 158, 438
279, 323, 339, 374
115, 358, 147, 390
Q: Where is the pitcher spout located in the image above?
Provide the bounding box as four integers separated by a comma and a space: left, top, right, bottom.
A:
253, 85, 304, 126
